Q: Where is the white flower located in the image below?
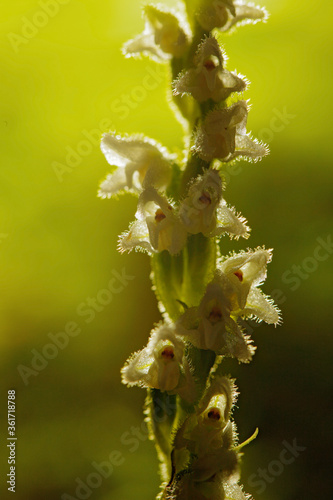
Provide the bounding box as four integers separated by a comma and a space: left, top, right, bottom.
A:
121, 323, 195, 400
99, 133, 172, 198
123, 4, 191, 62
173, 36, 246, 103
196, 0, 268, 33
179, 169, 250, 238
216, 247, 281, 323
118, 188, 187, 255
174, 376, 239, 485
175, 377, 236, 452
180, 169, 222, 234
176, 282, 255, 362
193, 100, 268, 162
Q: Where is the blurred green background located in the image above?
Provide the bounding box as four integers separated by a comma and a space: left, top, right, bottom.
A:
0, 0, 332, 499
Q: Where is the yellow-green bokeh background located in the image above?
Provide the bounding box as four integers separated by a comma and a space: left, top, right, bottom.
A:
1, 0, 332, 499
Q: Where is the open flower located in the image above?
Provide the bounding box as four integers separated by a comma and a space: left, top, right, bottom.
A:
123, 4, 191, 61
118, 188, 187, 255
179, 169, 250, 238
176, 376, 236, 452
173, 36, 246, 103
173, 376, 239, 490
121, 323, 195, 400
99, 133, 172, 198
193, 100, 268, 162
180, 169, 222, 234
176, 281, 255, 362
196, 0, 268, 33
216, 247, 281, 324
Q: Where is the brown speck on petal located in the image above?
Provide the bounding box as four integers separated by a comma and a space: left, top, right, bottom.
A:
234, 270, 243, 282
161, 346, 175, 360
204, 59, 217, 71
209, 306, 223, 324
207, 408, 221, 421
199, 191, 212, 206
155, 209, 166, 222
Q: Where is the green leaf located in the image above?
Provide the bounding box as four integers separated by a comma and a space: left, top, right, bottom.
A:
145, 389, 178, 481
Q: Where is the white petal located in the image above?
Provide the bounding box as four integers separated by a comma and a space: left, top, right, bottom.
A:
223, 481, 249, 500
98, 169, 128, 198
218, 247, 273, 286
123, 5, 190, 61
213, 201, 250, 239
121, 348, 154, 387
243, 287, 281, 325
100, 134, 172, 195
232, 133, 269, 162
101, 133, 129, 167
118, 220, 153, 254
223, 2, 268, 31
123, 32, 168, 61
101, 133, 165, 166
145, 5, 190, 58
216, 247, 274, 311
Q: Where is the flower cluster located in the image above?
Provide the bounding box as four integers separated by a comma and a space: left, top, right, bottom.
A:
122, 247, 279, 397
99, 1, 277, 499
